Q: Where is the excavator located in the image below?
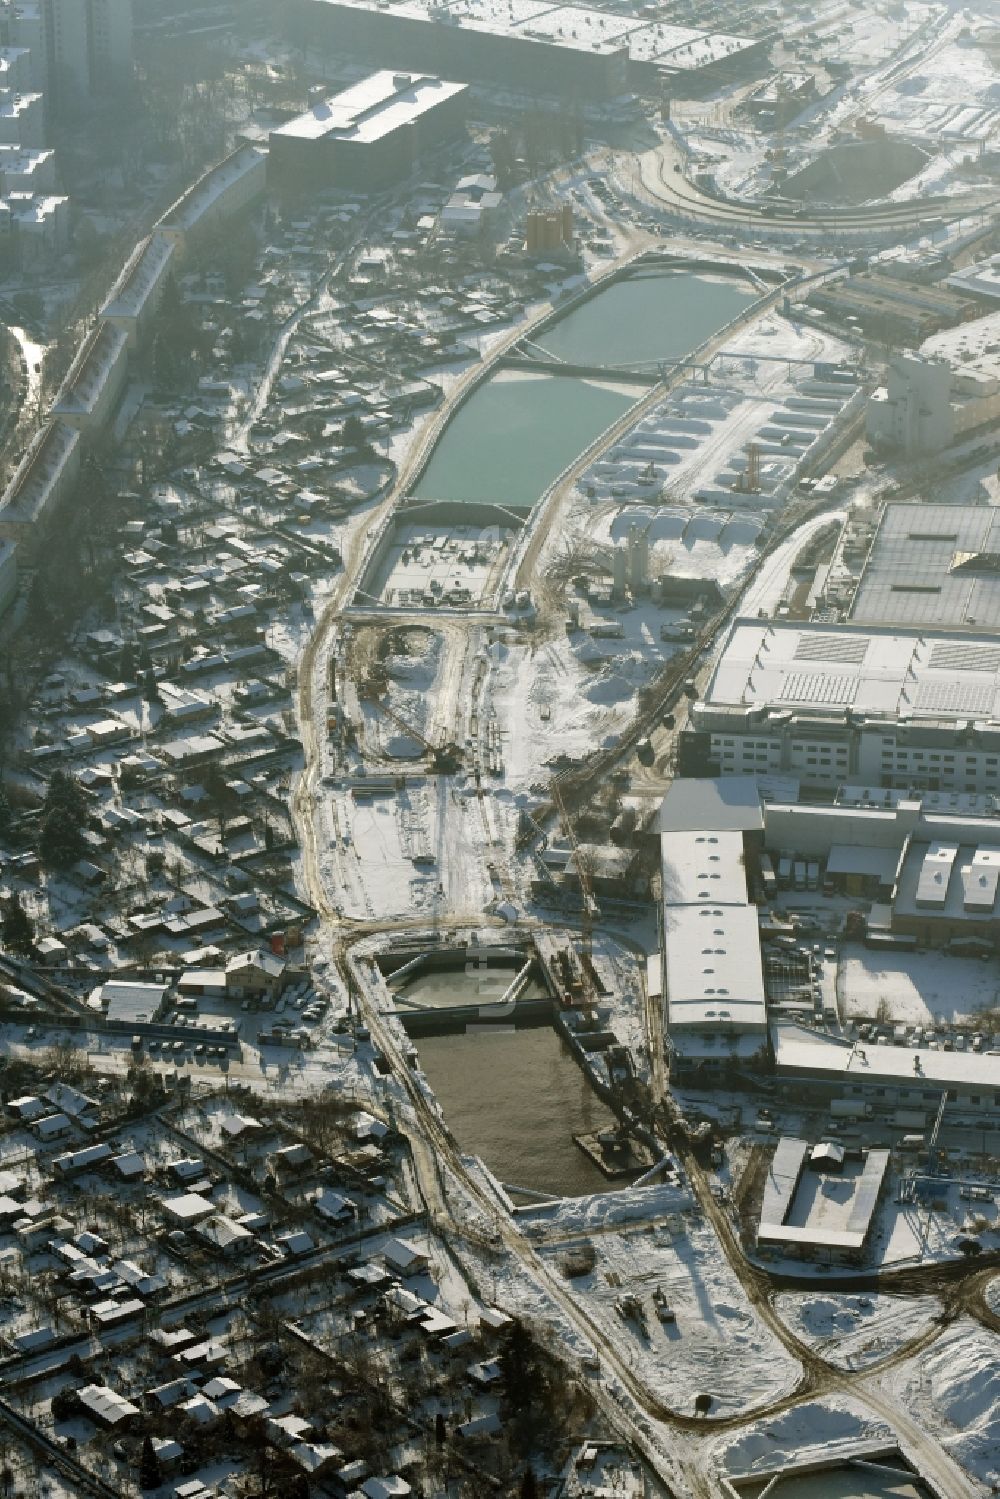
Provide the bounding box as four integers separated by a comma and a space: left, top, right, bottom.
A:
361, 687, 463, 774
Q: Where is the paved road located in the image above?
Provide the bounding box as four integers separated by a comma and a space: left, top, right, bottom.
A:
638, 134, 997, 239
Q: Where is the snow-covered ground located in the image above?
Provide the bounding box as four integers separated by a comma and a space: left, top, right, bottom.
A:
870, 37, 1000, 150
774, 1290, 940, 1370
532, 1195, 803, 1417
891, 1318, 1000, 1492
486, 626, 671, 796
840, 943, 1000, 1026
314, 776, 495, 922
710, 1396, 896, 1487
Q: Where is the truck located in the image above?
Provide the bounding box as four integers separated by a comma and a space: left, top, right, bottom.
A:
830, 1099, 873, 1120
759, 853, 778, 901
892, 1109, 927, 1130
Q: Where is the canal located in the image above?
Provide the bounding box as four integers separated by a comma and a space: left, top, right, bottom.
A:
412, 370, 637, 509
416, 1026, 620, 1198
409, 267, 761, 511
534, 268, 759, 368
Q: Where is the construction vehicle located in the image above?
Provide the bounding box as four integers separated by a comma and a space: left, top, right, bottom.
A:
361, 689, 463, 773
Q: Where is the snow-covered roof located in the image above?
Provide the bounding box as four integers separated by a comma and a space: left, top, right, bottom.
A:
92, 978, 168, 1024
757, 1135, 889, 1253
703, 617, 1000, 724
772, 1021, 1000, 1094
849, 502, 1000, 632
663, 903, 767, 1033
157, 144, 265, 236
658, 776, 763, 835
101, 230, 175, 322
0, 419, 80, 530
77, 1384, 140, 1426
273, 72, 467, 146
661, 828, 748, 907
51, 321, 128, 419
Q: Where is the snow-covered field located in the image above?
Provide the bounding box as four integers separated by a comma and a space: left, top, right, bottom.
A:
534, 1201, 802, 1417
774, 1290, 940, 1370
892, 1319, 1000, 1492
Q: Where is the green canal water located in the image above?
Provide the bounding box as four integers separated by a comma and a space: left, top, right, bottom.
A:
412, 370, 636, 509
410, 269, 759, 510
535, 269, 759, 367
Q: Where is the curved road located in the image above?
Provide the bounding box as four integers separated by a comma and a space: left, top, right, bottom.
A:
638, 135, 997, 238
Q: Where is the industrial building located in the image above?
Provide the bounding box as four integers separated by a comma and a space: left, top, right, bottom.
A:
683, 617, 1000, 795
296, 0, 765, 101
772, 1021, 1000, 1117
946, 253, 1000, 305
809, 272, 977, 346
656, 777, 768, 1078
849, 503, 1000, 632
268, 71, 468, 194
867, 313, 1000, 457
757, 1135, 889, 1264
761, 792, 1000, 946
666, 772, 1000, 947
657, 776, 1000, 1122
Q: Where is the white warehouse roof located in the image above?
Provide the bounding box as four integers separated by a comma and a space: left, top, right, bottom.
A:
704, 617, 1000, 723
661, 828, 748, 907
662, 903, 766, 1032
273, 71, 467, 146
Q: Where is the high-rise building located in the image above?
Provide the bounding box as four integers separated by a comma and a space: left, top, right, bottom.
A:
41, 0, 131, 105
1, 4, 47, 91
86, 0, 131, 92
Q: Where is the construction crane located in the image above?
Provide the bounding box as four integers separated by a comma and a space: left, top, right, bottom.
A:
362, 690, 463, 773
551, 776, 600, 1020
735, 441, 762, 494
927, 1088, 949, 1172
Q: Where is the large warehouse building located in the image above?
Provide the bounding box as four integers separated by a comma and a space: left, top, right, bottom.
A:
269, 71, 468, 192
848, 502, 1000, 632
656, 778, 769, 1079
296, 0, 766, 101
657, 776, 1000, 1109
682, 617, 1000, 795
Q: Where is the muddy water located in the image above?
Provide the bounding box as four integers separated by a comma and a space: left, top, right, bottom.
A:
416, 1025, 619, 1198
